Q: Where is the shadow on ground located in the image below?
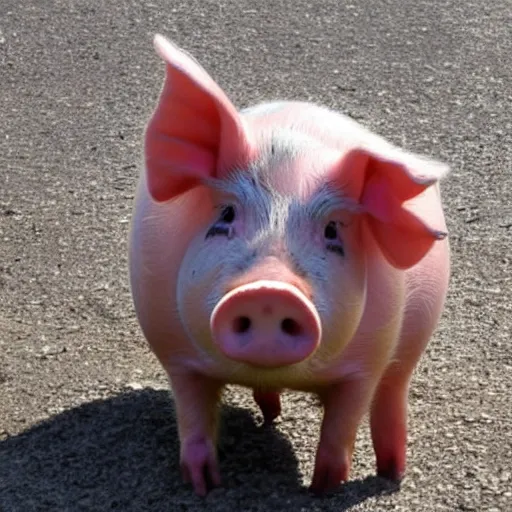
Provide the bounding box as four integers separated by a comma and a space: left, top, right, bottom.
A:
0, 389, 399, 511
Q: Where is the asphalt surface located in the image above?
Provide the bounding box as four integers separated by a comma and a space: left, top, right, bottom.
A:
0, 1, 511, 511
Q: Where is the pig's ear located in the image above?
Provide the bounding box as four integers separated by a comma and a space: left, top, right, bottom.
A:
145, 35, 254, 202
334, 148, 449, 269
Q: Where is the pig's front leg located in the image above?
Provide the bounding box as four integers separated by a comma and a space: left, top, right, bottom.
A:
169, 371, 224, 496
310, 379, 377, 493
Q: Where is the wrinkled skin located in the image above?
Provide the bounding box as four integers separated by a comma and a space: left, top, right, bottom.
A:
129, 35, 450, 496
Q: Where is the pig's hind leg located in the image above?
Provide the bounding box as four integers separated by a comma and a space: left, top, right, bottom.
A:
253, 388, 282, 425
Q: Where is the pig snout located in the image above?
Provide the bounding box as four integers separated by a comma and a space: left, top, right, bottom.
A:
210, 280, 322, 368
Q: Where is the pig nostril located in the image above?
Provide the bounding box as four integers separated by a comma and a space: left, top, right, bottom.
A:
281, 318, 302, 337
233, 316, 251, 334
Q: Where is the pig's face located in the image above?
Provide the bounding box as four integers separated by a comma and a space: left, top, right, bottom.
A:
176, 138, 367, 380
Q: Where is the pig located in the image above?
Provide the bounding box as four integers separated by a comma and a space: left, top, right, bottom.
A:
128, 34, 450, 496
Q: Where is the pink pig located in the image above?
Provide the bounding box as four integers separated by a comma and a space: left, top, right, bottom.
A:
129, 35, 451, 496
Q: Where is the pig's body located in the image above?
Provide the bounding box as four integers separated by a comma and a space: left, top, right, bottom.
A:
129, 36, 450, 496
131, 101, 449, 386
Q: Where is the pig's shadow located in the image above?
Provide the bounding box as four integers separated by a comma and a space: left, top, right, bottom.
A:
0, 389, 399, 511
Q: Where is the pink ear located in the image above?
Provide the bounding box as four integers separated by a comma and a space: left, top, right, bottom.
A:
145, 35, 254, 202
334, 149, 448, 269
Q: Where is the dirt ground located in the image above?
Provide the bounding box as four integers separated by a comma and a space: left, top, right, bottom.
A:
1, 1, 511, 511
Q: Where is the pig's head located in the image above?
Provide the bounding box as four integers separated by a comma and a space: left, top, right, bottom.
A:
145, 35, 448, 381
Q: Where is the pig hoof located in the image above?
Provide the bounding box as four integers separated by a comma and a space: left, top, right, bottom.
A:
376, 458, 405, 482
253, 389, 281, 425
180, 438, 221, 496
310, 456, 350, 494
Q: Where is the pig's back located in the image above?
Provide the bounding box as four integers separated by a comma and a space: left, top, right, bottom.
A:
242, 101, 396, 155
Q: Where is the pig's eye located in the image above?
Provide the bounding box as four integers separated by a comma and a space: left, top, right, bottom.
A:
220, 205, 235, 223
324, 221, 337, 240
205, 205, 236, 239
324, 221, 344, 256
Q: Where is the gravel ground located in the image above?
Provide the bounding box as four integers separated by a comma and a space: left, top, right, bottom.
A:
0, 1, 511, 511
